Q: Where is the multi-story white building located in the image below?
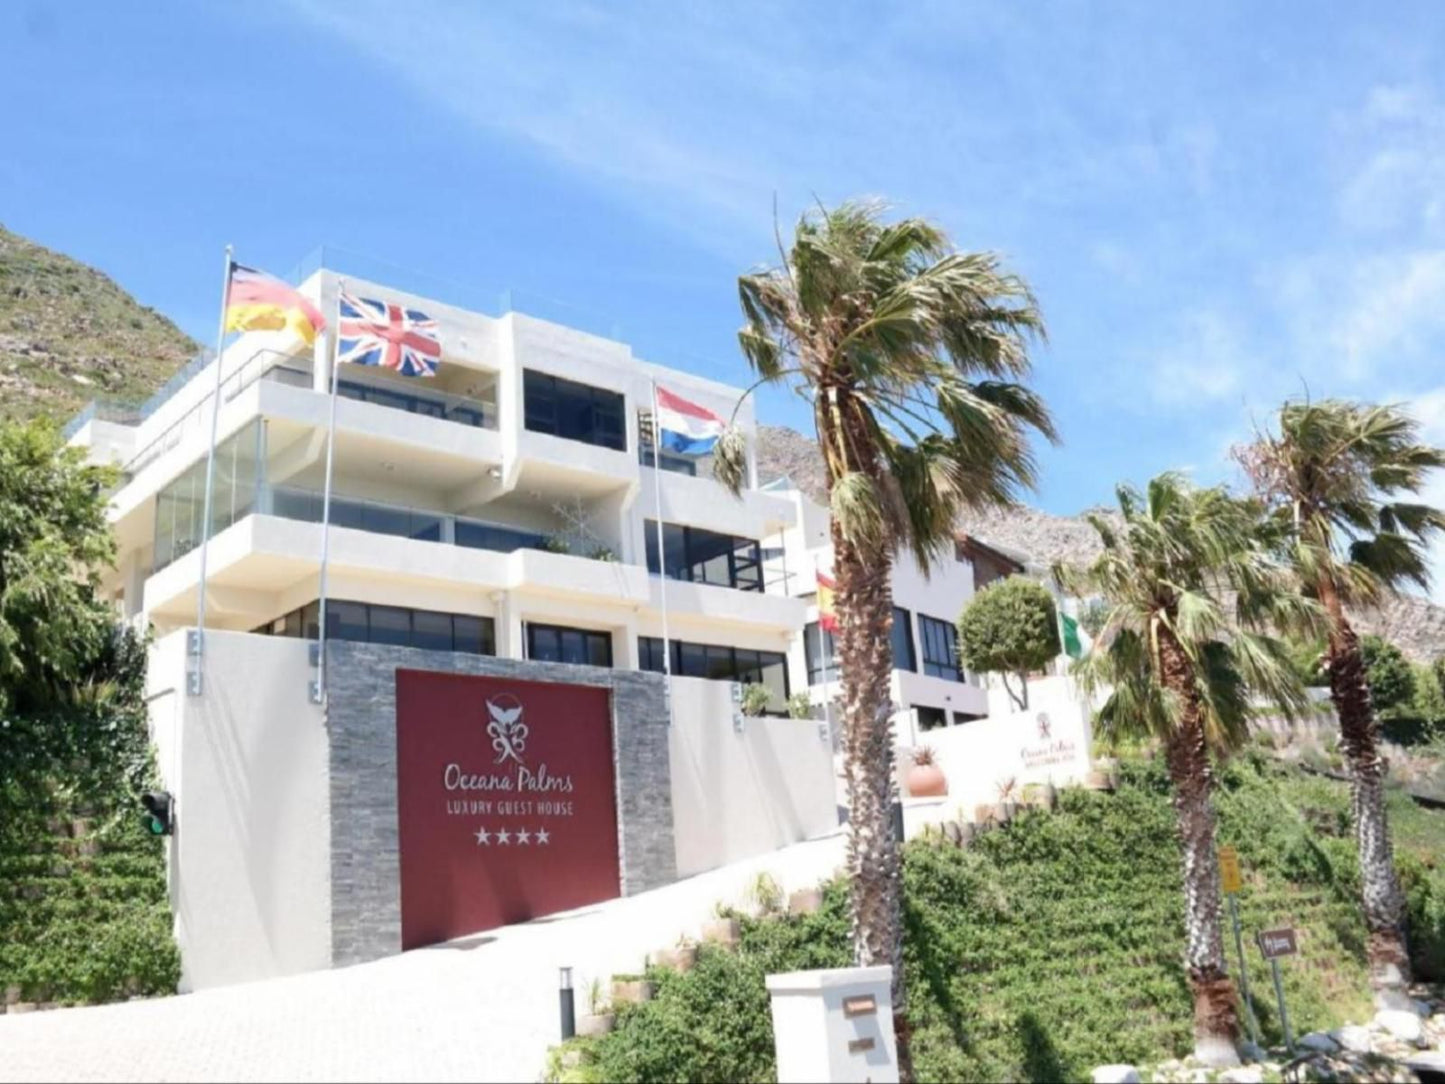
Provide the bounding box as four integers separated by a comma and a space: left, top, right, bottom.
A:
70, 268, 806, 708
61, 264, 1091, 992
768, 483, 996, 743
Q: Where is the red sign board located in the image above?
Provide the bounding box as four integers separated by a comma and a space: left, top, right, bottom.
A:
395, 669, 621, 951
1257, 927, 1298, 959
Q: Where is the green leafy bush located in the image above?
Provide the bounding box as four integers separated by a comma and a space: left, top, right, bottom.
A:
1361, 635, 1416, 714
957, 576, 1060, 710
556, 755, 1444, 1082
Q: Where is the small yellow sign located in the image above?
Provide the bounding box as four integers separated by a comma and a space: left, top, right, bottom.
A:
1219, 845, 1242, 894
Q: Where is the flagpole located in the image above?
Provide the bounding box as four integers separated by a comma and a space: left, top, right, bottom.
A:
313, 280, 343, 707
650, 380, 674, 727
191, 243, 234, 696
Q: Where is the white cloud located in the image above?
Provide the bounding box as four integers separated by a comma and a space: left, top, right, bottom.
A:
1337, 84, 1445, 236
1145, 309, 1246, 407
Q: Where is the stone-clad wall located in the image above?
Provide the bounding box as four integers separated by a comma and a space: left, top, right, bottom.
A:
325, 641, 675, 967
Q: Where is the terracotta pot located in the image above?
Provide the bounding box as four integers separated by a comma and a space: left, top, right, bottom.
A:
906, 763, 948, 798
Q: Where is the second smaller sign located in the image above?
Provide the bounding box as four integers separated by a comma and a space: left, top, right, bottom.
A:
1257, 927, 1298, 959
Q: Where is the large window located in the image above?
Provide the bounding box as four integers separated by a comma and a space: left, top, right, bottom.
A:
524, 370, 626, 451
526, 623, 613, 668
804, 606, 913, 685
891, 607, 916, 673
644, 521, 762, 592
253, 599, 495, 656
918, 613, 962, 682
153, 419, 263, 572
639, 637, 789, 710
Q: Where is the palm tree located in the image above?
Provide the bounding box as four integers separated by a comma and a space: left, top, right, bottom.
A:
714, 200, 1054, 1077
1057, 474, 1312, 1064
1238, 400, 1445, 1001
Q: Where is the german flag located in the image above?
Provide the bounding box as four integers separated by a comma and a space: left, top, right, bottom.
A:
224, 263, 327, 346
816, 573, 840, 633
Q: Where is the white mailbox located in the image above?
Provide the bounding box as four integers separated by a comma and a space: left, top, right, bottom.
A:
765, 965, 898, 1084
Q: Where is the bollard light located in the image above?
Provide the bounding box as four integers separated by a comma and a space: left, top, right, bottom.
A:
558, 966, 576, 1040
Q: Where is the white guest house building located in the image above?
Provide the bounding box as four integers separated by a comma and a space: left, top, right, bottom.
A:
64, 263, 1092, 991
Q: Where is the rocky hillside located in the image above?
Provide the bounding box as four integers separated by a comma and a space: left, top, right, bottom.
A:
755, 425, 1445, 662
0, 225, 199, 424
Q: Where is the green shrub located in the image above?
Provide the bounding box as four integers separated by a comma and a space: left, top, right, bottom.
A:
1361, 635, 1416, 714
556, 754, 1417, 1081
957, 577, 1060, 710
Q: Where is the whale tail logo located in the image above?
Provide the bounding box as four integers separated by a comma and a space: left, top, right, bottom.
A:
486, 694, 529, 765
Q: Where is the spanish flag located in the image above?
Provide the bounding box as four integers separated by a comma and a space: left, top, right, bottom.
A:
816, 572, 840, 633
224, 263, 327, 346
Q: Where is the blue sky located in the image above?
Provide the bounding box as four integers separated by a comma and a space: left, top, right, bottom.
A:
5, 1, 1445, 594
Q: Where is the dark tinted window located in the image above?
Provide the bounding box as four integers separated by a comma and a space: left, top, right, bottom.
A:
803, 622, 839, 685
644, 520, 763, 592
891, 607, 916, 673
523, 370, 626, 451
250, 600, 495, 657
526, 623, 613, 668
637, 637, 790, 711
918, 614, 961, 682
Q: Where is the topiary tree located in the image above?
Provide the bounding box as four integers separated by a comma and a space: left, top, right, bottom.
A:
1360, 635, 1415, 715
957, 576, 1061, 710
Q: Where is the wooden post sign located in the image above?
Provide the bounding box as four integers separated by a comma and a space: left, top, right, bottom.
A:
1256, 927, 1298, 960
1256, 926, 1298, 1051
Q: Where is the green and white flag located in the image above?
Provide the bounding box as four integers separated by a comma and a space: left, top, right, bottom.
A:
1060, 612, 1086, 660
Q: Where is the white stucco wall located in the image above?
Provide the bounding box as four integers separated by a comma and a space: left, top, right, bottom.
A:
146, 629, 331, 991
668, 677, 839, 877
897, 674, 1095, 817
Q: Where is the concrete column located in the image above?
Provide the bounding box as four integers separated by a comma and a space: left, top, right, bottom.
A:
491, 591, 523, 660
612, 617, 639, 670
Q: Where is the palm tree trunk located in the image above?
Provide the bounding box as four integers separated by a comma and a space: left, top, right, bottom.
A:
1157, 626, 1240, 1063
1318, 581, 1412, 1000
831, 521, 913, 1079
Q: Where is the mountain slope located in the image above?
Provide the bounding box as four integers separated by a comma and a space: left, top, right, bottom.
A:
0, 225, 199, 424
755, 424, 1445, 662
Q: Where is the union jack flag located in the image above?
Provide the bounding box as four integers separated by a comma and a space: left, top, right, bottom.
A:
336, 292, 441, 377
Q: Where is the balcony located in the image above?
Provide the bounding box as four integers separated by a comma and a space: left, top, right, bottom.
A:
335, 368, 497, 430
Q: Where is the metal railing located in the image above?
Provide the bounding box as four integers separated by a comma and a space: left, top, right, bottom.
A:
120, 350, 311, 480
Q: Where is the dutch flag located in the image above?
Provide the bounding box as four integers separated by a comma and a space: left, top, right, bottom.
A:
654, 384, 725, 456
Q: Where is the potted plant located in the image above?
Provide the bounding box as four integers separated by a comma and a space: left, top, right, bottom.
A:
541, 534, 571, 555
576, 978, 614, 1037
650, 937, 697, 974
739, 682, 772, 717
786, 691, 814, 719
906, 746, 948, 798
587, 545, 617, 562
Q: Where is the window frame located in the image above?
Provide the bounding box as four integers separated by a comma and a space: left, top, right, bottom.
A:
523, 369, 627, 452
526, 622, 614, 668
918, 613, 962, 682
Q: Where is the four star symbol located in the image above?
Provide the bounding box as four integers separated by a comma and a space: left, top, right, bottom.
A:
473, 825, 553, 846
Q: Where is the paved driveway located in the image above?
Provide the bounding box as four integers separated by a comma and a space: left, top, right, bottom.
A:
0, 833, 844, 1083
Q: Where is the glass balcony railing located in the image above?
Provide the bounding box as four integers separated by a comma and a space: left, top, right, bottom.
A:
267, 486, 548, 554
